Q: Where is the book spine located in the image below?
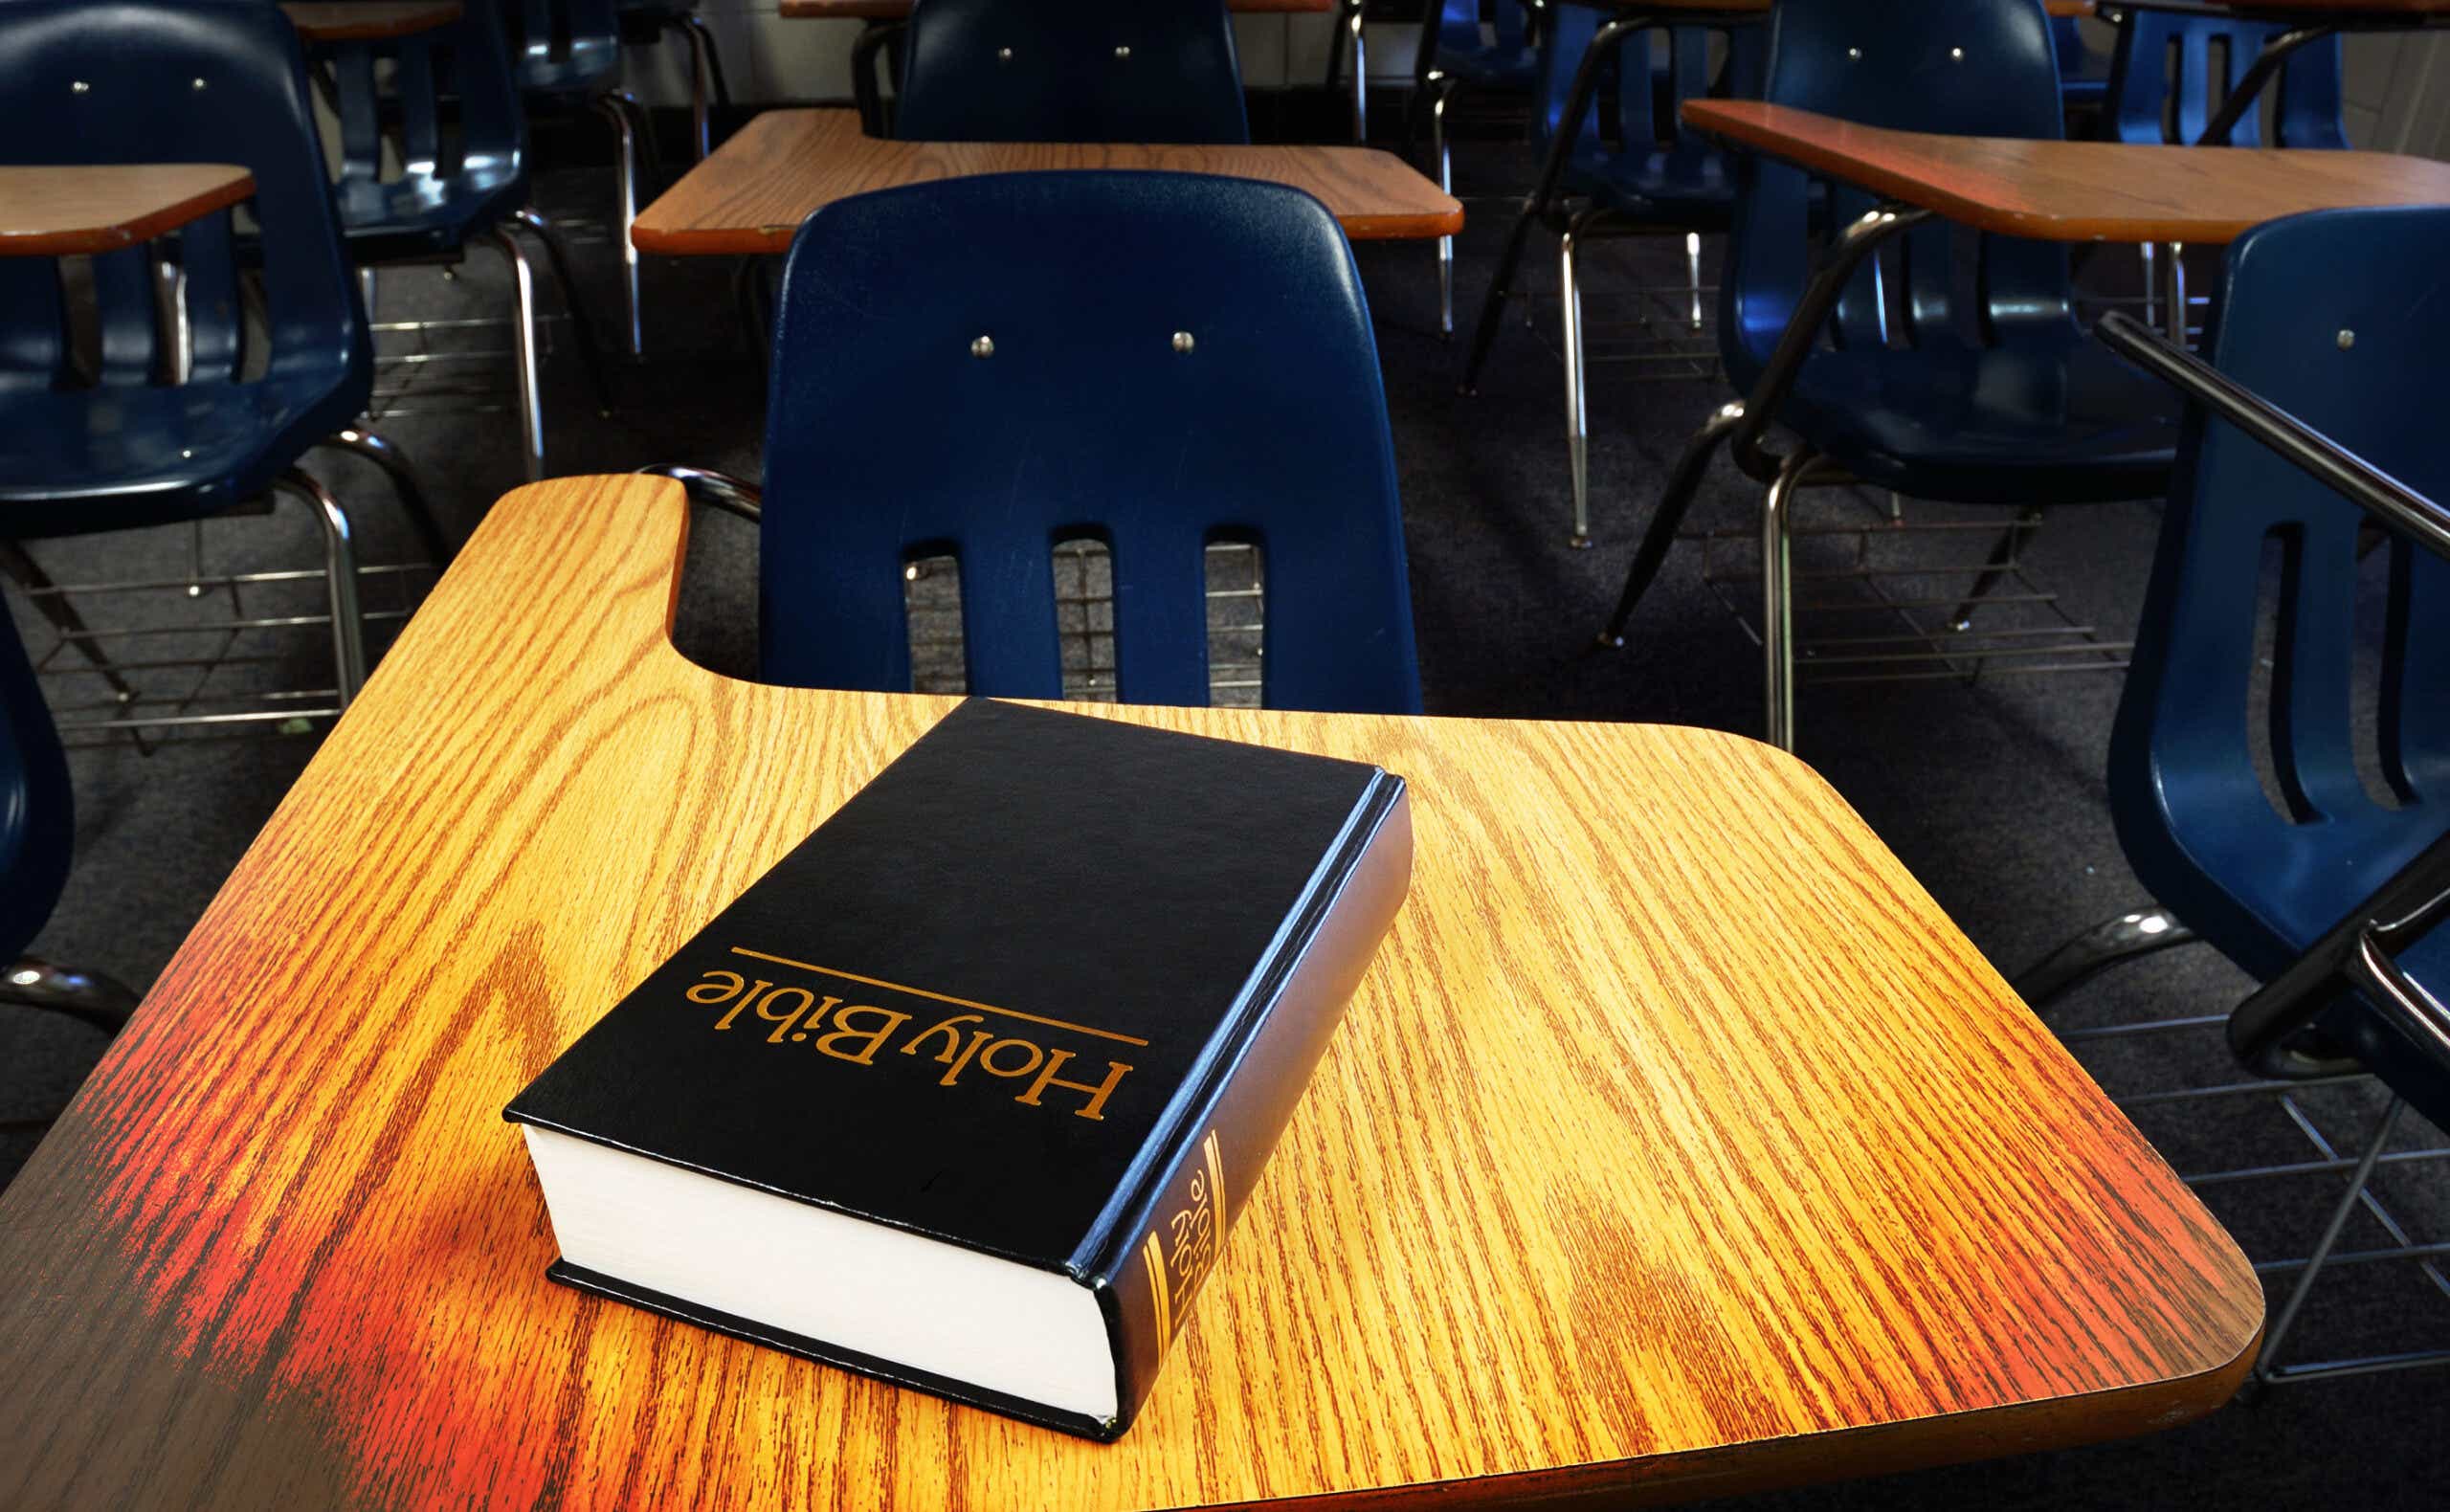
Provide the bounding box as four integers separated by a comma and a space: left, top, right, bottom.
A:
1092, 775, 1414, 1435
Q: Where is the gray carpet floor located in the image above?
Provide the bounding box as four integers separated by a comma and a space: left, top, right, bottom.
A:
5, 137, 2446, 1506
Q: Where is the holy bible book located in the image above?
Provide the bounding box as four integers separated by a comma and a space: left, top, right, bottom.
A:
504, 699, 1412, 1440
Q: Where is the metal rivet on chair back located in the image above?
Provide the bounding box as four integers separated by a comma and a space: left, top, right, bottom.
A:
894, 0, 1250, 145
2102, 15, 2349, 148
0, 613, 73, 966
1723, 0, 2070, 388
2112, 207, 2450, 1026
758, 172, 1420, 714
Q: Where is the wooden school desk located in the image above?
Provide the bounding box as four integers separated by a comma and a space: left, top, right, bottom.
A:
0, 163, 254, 257
0, 475, 2261, 1508
280, 1, 464, 43
630, 107, 1463, 256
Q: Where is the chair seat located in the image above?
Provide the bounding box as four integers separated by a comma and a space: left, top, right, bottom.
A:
1570, 143, 1739, 224
334, 162, 529, 261
1768, 331, 2179, 503
1442, 44, 1537, 91
0, 372, 363, 537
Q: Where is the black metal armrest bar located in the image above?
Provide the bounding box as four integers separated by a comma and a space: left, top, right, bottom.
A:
2096, 311, 2450, 565
635, 463, 763, 523
2230, 830, 2450, 1081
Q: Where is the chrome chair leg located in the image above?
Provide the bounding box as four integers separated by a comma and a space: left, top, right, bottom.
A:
2258, 1097, 2408, 1384
2139, 240, 2158, 327
2013, 906, 2198, 1010
359, 265, 378, 325
1560, 211, 1593, 550
511, 206, 618, 419
1432, 80, 1455, 340
319, 427, 452, 565
1760, 447, 1822, 752
677, 12, 720, 160
275, 469, 366, 706
0, 957, 142, 1035
1685, 231, 1704, 332
2163, 241, 2188, 345
0, 541, 138, 705
591, 94, 643, 358
487, 222, 546, 482
682, 12, 731, 128
1348, 1, 1368, 142
1599, 400, 1746, 646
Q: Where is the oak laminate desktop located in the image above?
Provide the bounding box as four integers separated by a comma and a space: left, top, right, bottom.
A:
1682, 100, 2450, 243
631, 107, 1464, 254
0, 474, 2261, 1509
0, 163, 253, 257
280, 1, 463, 42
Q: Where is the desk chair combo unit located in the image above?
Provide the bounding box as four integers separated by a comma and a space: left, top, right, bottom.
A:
505, 0, 657, 357
1458, 1, 1768, 549
615, 0, 732, 162
2097, 11, 2348, 338
2021, 207, 2450, 1384
649, 171, 1421, 715
1596, 0, 2178, 749
308, 0, 616, 481
891, 0, 1253, 143
1408, 0, 1542, 339
0, 0, 448, 739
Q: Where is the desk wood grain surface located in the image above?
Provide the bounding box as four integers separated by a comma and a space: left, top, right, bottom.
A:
280, 1, 464, 41
0, 163, 254, 257
632, 108, 1462, 253
781, 0, 1330, 14
0, 475, 2260, 1510
1684, 100, 2450, 243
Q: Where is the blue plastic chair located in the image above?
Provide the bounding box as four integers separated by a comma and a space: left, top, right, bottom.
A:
2102, 13, 2348, 148
0, 0, 406, 701
1600, 0, 2178, 746
0, 587, 140, 1037
2110, 209, 2447, 1026
893, 0, 1251, 145
310, 0, 617, 474
498, 0, 651, 358
0, 608, 141, 1034
751, 172, 1420, 713
2053, 16, 2109, 108
2089, 207, 2450, 1381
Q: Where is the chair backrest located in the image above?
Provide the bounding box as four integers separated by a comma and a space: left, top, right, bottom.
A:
507, 0, 623, 94
2110, 206, 2450, 991
319, 0, 528, 231
0, 0, 364, 399
894, 0, 1249, 145
0, 612, 73, 967
1533, 6, 1764, 167
2102, 15, 2348, 148
1425, 0, 1531, 69
1720, 0, 2071, 385
759, 172, 1421, 714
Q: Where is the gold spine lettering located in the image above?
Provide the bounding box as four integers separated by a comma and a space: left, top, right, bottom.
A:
1016, 1050, 1132, 1121
687, 969, 747, 1006
713, 978, 773, 1031
813, 1005, 911, 1065
901, 1012, 986, 1061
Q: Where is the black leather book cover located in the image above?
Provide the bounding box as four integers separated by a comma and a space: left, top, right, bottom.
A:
505, 698, 1412, 1438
